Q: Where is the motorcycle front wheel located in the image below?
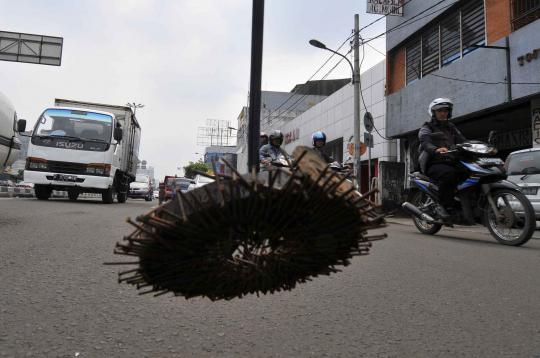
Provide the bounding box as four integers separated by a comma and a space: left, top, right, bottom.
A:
411, 191, 442, 235
484, 188, 536, 246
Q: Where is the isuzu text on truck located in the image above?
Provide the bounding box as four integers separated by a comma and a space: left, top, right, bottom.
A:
21, 99, 141, 204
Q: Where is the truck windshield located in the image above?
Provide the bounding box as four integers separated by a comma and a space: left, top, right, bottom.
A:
506, 151, 540, 175
34, 108, 113, 143
135, 175, 149, 183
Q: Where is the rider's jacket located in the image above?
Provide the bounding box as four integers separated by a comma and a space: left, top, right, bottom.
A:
313, 146, 334, 164
418, 119, 466, 172
259, 144, 282, 162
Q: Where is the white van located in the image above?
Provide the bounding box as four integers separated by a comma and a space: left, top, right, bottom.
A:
505, 147, 540, 219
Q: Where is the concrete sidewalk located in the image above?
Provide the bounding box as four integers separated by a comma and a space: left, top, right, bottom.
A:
385, 216, 540, 238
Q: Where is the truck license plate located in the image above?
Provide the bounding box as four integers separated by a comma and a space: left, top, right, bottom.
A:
53, 174, 77, 182
521, 187, 538, 195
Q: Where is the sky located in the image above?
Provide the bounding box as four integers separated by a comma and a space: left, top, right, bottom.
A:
0, 0, 387, 180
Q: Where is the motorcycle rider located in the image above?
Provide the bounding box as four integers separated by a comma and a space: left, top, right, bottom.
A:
312, 131, 334, 164
259, 130, 285, 167
418, 98, 467, 220
260, 132, 269, 147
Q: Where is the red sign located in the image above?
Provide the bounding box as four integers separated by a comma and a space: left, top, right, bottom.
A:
284, 128, 300, 144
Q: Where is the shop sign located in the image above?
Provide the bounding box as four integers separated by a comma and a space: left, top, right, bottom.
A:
284, 128, 300, 145
517, 48, 540, 66
367, 0, 404, 16
533, 106, 540, 146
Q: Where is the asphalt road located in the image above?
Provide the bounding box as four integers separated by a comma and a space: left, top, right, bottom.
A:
1, 197, 539, 358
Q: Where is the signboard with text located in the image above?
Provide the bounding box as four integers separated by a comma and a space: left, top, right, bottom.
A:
532, 99, 540, 147
366, 0, 404, 16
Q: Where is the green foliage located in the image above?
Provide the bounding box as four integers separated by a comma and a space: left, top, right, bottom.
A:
183, 160, 211, 179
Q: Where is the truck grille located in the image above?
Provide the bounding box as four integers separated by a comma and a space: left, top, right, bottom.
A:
47, 160, 87, 175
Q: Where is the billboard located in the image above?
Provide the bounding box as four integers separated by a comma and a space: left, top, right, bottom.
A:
366, 0, 404, 16
0, 31, 63, 66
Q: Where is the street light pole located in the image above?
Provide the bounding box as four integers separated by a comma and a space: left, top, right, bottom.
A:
126, 102, 145, 115
308, 14, 362, 189
353, 14, 362, 190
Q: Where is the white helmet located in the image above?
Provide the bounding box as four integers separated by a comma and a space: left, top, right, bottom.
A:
428, 98, 453, 118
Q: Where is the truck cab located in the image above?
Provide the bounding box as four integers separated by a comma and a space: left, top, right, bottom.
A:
24, 103, 140, 204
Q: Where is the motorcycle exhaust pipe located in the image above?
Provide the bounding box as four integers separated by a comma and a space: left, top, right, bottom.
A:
402, 202, 435, 222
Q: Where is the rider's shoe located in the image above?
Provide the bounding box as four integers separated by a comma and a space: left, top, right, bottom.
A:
434, 205, 451, 221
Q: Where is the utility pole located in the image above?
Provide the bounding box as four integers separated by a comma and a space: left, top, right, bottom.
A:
247, 0, 265, 172
353, 14, 362, 190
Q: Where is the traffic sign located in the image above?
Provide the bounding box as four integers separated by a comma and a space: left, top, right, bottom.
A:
364, 112, 374, 133
364, 132, 374, 148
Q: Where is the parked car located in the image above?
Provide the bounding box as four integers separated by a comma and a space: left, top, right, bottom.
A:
0, 179, 15, 187
188, 174, 214, 191
153, 190, 159, 199
16, 181, 34, 188
505, 147, 540, 219
158, 176, 194, 204
128, 175, 153, 201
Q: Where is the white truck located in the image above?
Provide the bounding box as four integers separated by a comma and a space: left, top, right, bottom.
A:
22, 99, 141, 203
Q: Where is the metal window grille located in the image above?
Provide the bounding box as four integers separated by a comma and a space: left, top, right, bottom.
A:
422, 25, 440, 76
403, 0, 485, 86
461, 0, 485, 54
405, 39, 421, 84
440, 11, 461, 66
511, 0, 540, 30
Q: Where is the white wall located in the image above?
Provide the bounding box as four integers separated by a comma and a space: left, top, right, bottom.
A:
280, 61, 396, 163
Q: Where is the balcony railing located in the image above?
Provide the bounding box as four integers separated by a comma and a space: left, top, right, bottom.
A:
512, 0, 540, 30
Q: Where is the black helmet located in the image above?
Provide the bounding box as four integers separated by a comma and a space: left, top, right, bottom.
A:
269, 130, 283, 146
260, 132, 268, 139
312, 131, 326, 146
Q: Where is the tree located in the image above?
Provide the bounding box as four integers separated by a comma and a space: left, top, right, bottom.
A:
183, 160, 211, 179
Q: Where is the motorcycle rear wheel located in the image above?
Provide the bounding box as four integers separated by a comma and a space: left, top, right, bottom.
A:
411, 191, 442, 235
484, 188, 535, 246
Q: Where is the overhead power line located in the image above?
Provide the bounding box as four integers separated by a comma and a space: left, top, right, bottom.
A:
261, 33, 354, 125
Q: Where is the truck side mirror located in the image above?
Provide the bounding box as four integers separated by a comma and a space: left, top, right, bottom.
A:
114, 127, 123, 141
487, 130, 497, 144
17, 119, 26, 133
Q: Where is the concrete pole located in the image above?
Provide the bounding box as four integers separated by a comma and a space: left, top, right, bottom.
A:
353, 14, 362, 190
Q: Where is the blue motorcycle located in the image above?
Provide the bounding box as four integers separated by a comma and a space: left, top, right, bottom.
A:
402, 140, 536, 246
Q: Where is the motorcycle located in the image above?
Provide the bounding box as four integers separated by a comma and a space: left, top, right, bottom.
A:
402, 138, 536, 246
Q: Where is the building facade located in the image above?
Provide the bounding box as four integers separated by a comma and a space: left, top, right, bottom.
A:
276, 61, 398, 204
385, 0, 540, 193
236, 84, 341, 173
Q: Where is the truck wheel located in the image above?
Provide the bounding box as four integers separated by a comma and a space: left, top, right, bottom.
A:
102, 187, 115, 204
35, 185, 51, 200
68, 190, 79, 201
117, 191, 127, 203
